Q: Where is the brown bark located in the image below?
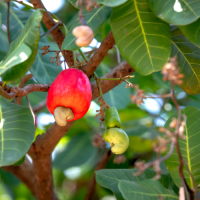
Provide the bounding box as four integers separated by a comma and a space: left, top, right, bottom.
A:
1, 61, 134, 100
30, 0, 74, 67
82, 31, 115, 78
91, 61, 134, 99
32, 155, 58, 200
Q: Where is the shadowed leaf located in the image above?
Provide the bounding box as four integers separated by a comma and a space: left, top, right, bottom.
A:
0, 96, 35, 167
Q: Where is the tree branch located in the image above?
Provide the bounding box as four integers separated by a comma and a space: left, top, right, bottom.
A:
1, 61, 134, 100
30, 0, 74, 67
82, 31, 115, 78
92, 61, 134, 99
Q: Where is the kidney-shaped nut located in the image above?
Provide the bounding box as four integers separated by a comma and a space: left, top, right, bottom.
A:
54, 106, 74, 126
72, 25, 94, 47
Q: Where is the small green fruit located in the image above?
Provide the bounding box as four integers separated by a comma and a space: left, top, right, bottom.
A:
105, 107, 121, 129
103, 128, 129, 154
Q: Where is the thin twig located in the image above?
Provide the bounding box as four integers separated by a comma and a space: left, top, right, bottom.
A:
40, 21, 62, 38
144, 93, 172, 98
171, 84, 195, 199
181, 177, 190, 200
183, 160, 199, 199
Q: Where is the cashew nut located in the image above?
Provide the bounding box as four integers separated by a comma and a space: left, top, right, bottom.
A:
54, 106, 74, 126
72, 25, 94, 47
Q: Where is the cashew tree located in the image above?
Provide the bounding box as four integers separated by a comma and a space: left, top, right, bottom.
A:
1, 0, 200, 200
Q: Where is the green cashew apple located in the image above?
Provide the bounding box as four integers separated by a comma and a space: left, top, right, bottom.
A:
105, 107, 121, 129
103, 128, 129, 154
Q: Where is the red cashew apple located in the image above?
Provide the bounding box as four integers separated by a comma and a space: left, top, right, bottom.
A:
47, 68, 92, 126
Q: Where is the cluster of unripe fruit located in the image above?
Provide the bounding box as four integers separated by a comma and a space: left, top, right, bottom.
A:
103, 107, 129, 154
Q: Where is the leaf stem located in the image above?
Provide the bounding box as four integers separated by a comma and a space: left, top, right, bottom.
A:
99, 75, 135, 81
78, 48, 89, 62
93, 72, 103, 98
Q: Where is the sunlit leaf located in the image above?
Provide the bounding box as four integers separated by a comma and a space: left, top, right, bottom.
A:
0, 4, 61, 84
0, 43, 31, 75
148, 0, 200, 25
110, 0, 171, 75
0, 96, 35, 167
0, 9, 43, 82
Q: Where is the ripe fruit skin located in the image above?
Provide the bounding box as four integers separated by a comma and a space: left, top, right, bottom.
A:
105, 107, 121, 129
47, 68, 92, 121
103, 128, 129, 154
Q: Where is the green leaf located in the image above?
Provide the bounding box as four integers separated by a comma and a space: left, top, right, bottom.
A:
30, 39, 61, 84
148, 0, 200, 25
171, 26, 200, 95
13, 155, 26, 166
62, 6, 112, 51
0, 9, 43, 82
103, 82, 130, 110
179, 18, 200, 47
0, 96, 35, 167
118, 179, 178, 200
53, 132, 97, 170
164, 106, 200, 188
110, 0, 171, 75
0, 29, 9, 61
0, 13, 1, 27
0, 43, 31, 75
68, 0, 128, 7
0, 4, 61, 84
96, 169, 175, 200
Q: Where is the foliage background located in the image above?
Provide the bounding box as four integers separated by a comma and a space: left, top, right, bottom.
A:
1, 0, 200, 199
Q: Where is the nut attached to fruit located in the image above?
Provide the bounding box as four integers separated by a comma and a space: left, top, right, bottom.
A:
105, 107, 121, 129
47, 68, 92, 126
72, 25, 94, 47
103, 128, 129, 154
54, 107, 74, 126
